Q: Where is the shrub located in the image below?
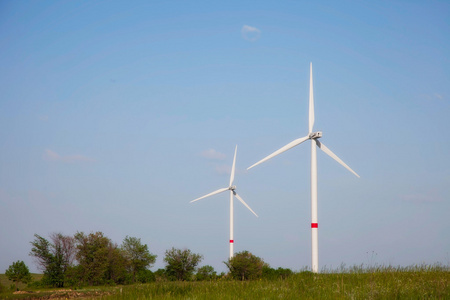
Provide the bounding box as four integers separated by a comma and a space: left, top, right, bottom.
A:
27, 280, 44, 289
262, 266, 293, 280
196, 265, 217, 281
225, 251, 266, 280
137, 269, 156, 283
5, 260, 33, 290
164, 248, 203, 281
154, 268, 167, 282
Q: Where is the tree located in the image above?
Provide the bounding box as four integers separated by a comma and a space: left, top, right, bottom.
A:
164, 247, 203, 281
121, 236, 157, 282
196, 265, 216, 281
108, 246, 130, 284
51, 233, 77, 270
29, 234, 53, 277
74, 231, 112, 286
5, 261, 32, 290
29, 233, 75, 287
225, 251, 266, 280
73, 231, 131, 286
136, 269, 156, 283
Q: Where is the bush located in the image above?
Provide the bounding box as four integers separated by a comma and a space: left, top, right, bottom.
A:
262, 266, 293, 280
154, 268, 168, 282
196, 265, 217, 281
63, 265, 81, 287
225, 251, 266, 280
137, 269, 156, 283
164, 248, 203, 281
5, 260, 33, 290
27, 280, 44, 289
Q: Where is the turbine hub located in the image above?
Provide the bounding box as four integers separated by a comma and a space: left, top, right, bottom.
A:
309, 131, 322, 139
229, 185, 236, 191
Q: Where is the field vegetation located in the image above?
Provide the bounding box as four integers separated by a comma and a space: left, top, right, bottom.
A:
1, 264, 449, 299
1, 231, 449, 299
96, 265, 450, 299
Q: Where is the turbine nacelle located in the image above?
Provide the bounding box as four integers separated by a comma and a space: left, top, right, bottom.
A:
309, 131, 322, 139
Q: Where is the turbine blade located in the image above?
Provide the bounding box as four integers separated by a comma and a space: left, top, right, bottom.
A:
315, 140, 360, 178
247, 135, 310, 170
229, 145, 237, 186
190, 187, 229, 203
309, 62, 315, 134
234, 192, 258, 217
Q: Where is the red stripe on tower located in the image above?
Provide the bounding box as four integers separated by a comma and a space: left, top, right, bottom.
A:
311, 223, 318, 228
230, 240, 234, 243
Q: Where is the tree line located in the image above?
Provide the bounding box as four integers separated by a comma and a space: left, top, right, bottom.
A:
4, 231, 293, 289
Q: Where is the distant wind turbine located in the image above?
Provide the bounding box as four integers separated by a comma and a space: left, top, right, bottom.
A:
191, 145, 258, 259
247, 63, 359, 273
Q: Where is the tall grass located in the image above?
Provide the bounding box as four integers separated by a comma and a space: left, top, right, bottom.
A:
1, 265, 448, 299
95, 264, 449, 299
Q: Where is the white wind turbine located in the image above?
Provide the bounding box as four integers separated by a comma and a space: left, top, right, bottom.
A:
247, 63, 359, 273
191, 145, 258, 259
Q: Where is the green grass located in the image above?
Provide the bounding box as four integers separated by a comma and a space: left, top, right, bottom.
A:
1, 265, 448, 299
0, 273, 42, 290
94, 267, 450, 299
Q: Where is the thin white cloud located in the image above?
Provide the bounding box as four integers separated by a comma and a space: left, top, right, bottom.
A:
215, 164, 231, 175
44, 149, 95, 163
201, 149, 227, 160
421, 93, 445, 102
38, 115, 49, 121
434, 93, 443, 100
241, 25, 261, 42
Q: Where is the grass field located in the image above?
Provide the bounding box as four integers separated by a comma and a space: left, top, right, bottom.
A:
0, 273, 42, 291
1, 265, 448, 299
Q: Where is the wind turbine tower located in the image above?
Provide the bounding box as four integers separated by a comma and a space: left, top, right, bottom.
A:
191, 145, 258, 259
247, 63, 359, 273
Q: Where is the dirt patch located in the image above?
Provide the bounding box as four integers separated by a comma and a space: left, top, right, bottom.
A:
13, 290, 34, 294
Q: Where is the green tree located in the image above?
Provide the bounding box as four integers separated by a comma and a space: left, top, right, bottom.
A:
74, 231, 130, 286
106, 243, 130, 285
74, 232, 111, 286
225, 251, 266, 280
164, 247, 203, 281
64, 265, 83, 287
121, 236, 157, 282
136, 269, 156, 283
5, 260, 32, 290
29, 233, 75, 287
196, 265, 216, 281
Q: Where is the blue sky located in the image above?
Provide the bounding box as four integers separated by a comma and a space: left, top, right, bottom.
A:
1, 1, 449, 273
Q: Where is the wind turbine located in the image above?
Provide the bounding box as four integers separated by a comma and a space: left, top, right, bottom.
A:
247, 63, 359, 273
191, 145, 258, 259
